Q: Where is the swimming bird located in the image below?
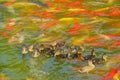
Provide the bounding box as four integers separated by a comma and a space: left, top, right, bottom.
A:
92, 53, 108, 64
21, 43, 28, 54
78, 60, 95, 73
84, 49, 97, 60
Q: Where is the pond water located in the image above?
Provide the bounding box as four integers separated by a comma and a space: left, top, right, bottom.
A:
0, 0, 120, 80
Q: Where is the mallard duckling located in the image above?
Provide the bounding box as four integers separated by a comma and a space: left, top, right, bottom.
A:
92, 53, 108, 64
32, 48, 40, 58
39, 44, 45, 53
54, 49, 68, 58
21, 44, 28, 54
46, 50, 55, 57
78, 60, 95, 73
28, 44, 34, 52
84, 49, 97, 60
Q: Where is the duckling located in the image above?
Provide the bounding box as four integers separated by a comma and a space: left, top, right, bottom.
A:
92, 53, 108, 64
32, 47, 40, 58
84, 49, 97, 60
78, 60, 95, 73
39, 44, 45, 53
21, 44, 28, 54
46, 49, 55, 57
54, 49, 68, 58
28, 44, 34, 52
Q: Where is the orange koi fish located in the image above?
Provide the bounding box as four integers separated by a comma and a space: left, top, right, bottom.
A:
91, 11, 108, 16
100, 67, 118, 80
54, 0, 68, 2
46, 0, 52, 7
43, 11, 52, 18
44, 20, 57, 28
3, 0, 15, 7
109, 7, 120, 16
84, 36, 100, 42
6, 23, 14, 31
104, 34, 119, 38
1, 32, 8, 38
66, 1, 82, 8
110, 40, 120, 48
56, 5, 61, 10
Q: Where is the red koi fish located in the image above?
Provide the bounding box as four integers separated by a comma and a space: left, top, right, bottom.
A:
109, 7, 120, 16
66, 1, 82, 8
44, 20, 57, 28
43, 11, 52, 18
54, 0, 68, 2
6, 23, 14, 31
3, 0, 15, 7
104, 34, 119, 38
46, 0, 52, 7
90, 11, 108, 16
1, 32, 8, 38
84, 36, 100, 42
56, 5, 61, 10
100, 67, 118, 80
110, 40, 120, 48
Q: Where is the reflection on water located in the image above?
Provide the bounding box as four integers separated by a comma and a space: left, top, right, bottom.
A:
0, 0, 120, 80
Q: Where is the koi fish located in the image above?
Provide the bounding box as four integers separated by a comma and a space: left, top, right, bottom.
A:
104, 34, 119, 38
109, 7, 120, 16
43, 11, 52, 18
56, 5, 61, 10
110, 40, 120, 48
1, 32, 8, 38
3, 0, 15, 7
46, 0, 52, 7
91, 11, 108, 16
44, 20, 57, 28
84, 36, 100, 42
100, 67, 118, 80
66, 1, 82, 8
6, 23, 14, 31
54, 0, 68, 2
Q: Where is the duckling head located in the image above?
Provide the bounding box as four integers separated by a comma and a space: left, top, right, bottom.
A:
91, 49, 97, 57
79, 46, 84, 52
102, 53, 108, 61
39, 44, 44, 51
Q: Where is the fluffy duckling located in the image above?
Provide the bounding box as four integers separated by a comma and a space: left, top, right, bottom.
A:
21, 44, 28, 54
46, 49, 55, 57
78, 60, 95, 73
39, 44, 45, 53
84, 49, 97, 60
54, 49, 68, 58
28, 44, 34, 52
92, 53, 108, 64
32, 47, 40, 58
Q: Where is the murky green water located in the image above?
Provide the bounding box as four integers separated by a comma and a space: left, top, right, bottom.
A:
0, 0, 120, 80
